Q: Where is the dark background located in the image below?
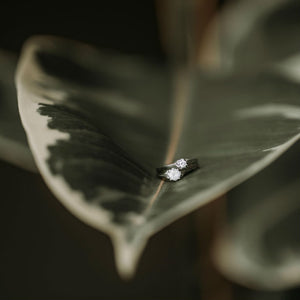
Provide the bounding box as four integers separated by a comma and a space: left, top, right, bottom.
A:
0, 1, 164, 59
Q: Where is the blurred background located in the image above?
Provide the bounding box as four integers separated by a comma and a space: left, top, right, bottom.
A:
1, 0, 300, 299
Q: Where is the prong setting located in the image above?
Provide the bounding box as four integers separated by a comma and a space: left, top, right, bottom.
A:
175, 158, 187, 169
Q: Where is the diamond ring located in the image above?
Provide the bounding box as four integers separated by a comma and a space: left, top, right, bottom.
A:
156, 158, 199, 182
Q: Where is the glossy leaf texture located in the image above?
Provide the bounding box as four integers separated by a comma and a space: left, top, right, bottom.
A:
16, 35, 300, 277
213, 141, 300, 290
0, 50, 36, 171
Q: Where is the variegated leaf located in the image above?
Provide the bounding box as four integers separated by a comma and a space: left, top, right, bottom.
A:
16, 35, 300, 277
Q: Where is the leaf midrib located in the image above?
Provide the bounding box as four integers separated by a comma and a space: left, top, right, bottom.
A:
146, 70, 190, 210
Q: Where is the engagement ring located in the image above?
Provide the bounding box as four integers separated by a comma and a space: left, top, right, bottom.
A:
156, 158, 199, 182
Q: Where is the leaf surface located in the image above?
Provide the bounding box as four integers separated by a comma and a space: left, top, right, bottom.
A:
16, 35, 300, 277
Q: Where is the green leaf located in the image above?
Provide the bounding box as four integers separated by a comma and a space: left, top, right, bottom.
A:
16, 35, 300, 277
0, 50, 36, 171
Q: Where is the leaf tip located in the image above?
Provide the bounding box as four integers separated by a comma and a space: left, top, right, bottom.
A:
112, 230, 148, 280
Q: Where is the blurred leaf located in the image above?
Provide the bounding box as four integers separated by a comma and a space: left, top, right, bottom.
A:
220, 0, 300, 70
0, 50, 36, 172
213, 142, 300, 290
156, 0, 218, 65
16, 35, 300, 277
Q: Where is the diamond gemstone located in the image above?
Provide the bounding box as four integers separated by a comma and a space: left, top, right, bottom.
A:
165, 168, 181, 181
175, 158, 187, 169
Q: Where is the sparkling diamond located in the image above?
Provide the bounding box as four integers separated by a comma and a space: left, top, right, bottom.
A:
165, 168, 181, 181
175, 158, 187, 169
